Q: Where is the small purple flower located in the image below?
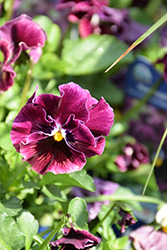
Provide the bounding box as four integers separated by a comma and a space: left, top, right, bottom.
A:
50, 226, 101, 250
115, 142, 150, 172
159, 26, 167, 47
11, 82, 114, 175
118, 208, 136, 233
130, 226, 167, 250
0, 14, 46, 64
56, 0, 109, 37
71, 177, 119, 220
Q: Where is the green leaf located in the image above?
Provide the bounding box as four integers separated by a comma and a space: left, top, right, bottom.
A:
114, 236, 129, 249
68, 198, 88, 229
40, 169, 95, 192
61, 35, 133, 75
0, 184, 5, 201
42, 184, 67, 202
33, 15, 61, 52
0, 213, 25, 250
0, 197, 22, 216
17, 211, 39, 250
0, 123, 13, 151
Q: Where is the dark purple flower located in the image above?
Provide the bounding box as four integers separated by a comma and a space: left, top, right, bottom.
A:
159, 26, 167, 48
156, 54, 167, 83
130, 226, 167, 250
118, 208, 136, 233
11, 82, 114, 175
115, 142, 150, 172
50, 226, 101, 250
128, 106, 167, 150
154, 157, 167, 191
0, 14, 46, 64
0, 39, 16, 94
71, 177, 119, 220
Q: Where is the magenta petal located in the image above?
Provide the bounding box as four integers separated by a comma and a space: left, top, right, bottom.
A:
85, 97, 114, 136
20, 135, 86, 175
0, 14, 46, 63
33, 93, 61, 119
0, 65, 16, 94
50, 227, 101, 249
57, 82, 89, 124
84, 136, 105, 157
10, 104, 54, 151
65, 122, 96, 153
0, 39, 12, 65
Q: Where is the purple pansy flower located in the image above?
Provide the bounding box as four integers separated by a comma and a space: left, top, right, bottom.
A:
0, 14, 47, 64
130, 226, 167, 250
115, 142, 150, 172
50, 226, 101, 250
11, 82, 114, 175
71, 177, 119, 220
118, 208, 136, 233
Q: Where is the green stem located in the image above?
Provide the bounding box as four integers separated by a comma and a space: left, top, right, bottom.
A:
4, 162, 27, 190
105, 13, 167, 72
91, 202, 116, 234
84, 194, 164, 206
37, 217, 65, 250
20, 59, 34, 109
5, 0, 15, 21
121, 77, 163, 122
142, 126, 167, 195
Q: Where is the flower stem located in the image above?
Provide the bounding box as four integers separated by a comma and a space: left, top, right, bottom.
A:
37, 217, 65, 250
84, 194, 164, 206
142, 126, 167, 196
121, 76, 163, 122
91, 202, 116, 234
5, 0, 15, 21
20, 58, 34, 109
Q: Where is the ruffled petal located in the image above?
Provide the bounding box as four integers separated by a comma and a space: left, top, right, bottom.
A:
0, 14, 46, 63
20, 134, 86, 175
10, 104, 54, 151
33, 92, 61, 119
65, 121, 96, 153
0, 65, 16, 94
85, 97, 114, 136
57, 82, 89, 125
50, 227, 101, 249
84, 136, 105, 157
0, 39, 12, 65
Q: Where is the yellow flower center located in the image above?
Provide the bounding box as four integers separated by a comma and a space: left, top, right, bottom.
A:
161, 217, 167, 233
53, 130, 63, 142
155, 157, 163, 167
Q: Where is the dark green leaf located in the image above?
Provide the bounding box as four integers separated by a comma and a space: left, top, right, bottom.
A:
40, 169, 95, 192
0, 197, 22, 216
42, 184, 67, 202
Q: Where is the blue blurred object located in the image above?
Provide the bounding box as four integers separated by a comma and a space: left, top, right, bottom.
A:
125, 56, 167, 111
